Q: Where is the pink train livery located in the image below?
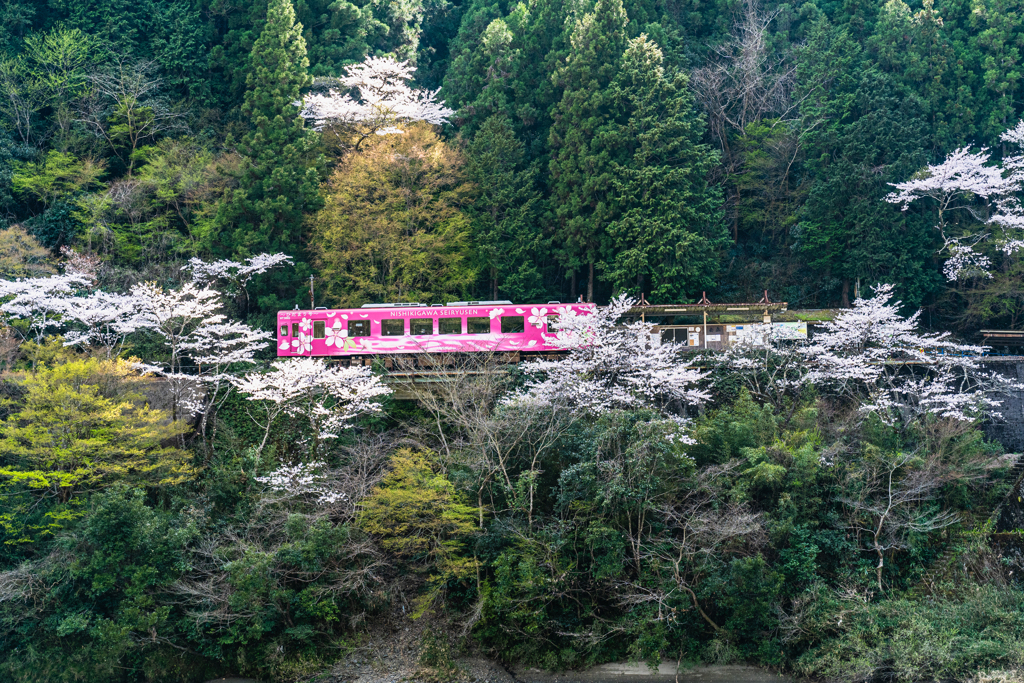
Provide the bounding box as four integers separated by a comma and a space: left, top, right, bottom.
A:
276, 300, 596, 358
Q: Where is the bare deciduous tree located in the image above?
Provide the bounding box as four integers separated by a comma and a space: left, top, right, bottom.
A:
691, 0, 804, 242
77, 57, 188, 173
619, 462, 764, 633
170, 434, 398, 633
392, 354, 582, 529
842, 450, 961, 591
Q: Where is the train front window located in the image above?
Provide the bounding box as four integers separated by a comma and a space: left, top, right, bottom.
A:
439, 317, 461, 334
467, 317, 490, 334
280, 324, 288, 336
411, 318, 433, 335
382, 319, 405, 336
350, 320, 370, 337
313, 321, 326, 339
291, 323, 299, 337
500, 316, 524, 333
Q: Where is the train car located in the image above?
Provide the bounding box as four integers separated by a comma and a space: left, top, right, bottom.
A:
276, 300, 595, 358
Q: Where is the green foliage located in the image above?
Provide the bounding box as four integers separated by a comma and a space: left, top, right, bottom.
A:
547, 0, 628, 302
12, 151, 105, 207
466, 113, 545, 302
793, 586, 1024, 681
214, 0, 323, 311
0, 358, 191, 545
0, 225, 55, 278
359, 448, 479, 615
603, 36, 725, 300
312, 123, 477, 306
0, 486, 209, 683
0, 0, 1022, 678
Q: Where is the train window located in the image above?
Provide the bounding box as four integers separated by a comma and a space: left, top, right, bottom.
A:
411, 318, 433, 335
439, 317, 461, 334
382, 319, 405, 336
313, 321, 325, 339
467, 317, 490, 334
291, 323, 299, 337
350, 320, 370, 337
500, 316, 525, 333
280, 324, 288, 336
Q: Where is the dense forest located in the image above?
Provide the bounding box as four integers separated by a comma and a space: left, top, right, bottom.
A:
3, 0, 1024, 321
1, 0, 1024, 682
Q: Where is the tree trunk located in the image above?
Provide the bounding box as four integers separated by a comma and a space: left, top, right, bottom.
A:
570, 271, 576, 301
841, 279, 850, 308
587, 262, 595, 303
732, 188, 740, 242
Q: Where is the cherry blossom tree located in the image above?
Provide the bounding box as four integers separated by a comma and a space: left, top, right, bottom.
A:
254, 460, 346, 505
0, 273, 92, 345
715, 325, 808, 408
886, 120, 1024, 280
128, 281, 275, 444
232, 357, 391, 457
506, 295, 710, 422
182, 253, 293, 314
299, 56, 454, 151
180, 321, 273, 442
61, 289, 152, 357
131, 281, 228, 422
59, 246, 101, 282
719, 285, 1014, 428
801, 284, 1004, 425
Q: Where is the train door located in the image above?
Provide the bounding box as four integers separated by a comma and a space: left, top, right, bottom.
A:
309, 313, 328, 355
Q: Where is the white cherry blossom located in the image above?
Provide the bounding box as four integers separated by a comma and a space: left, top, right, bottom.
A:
183, 253, 293, 288
299, 56, 454, 150
507, 296, 709, 430
0, 273, 93, 343
887, 121, 1024, 279
723, 284, 1015, 426
232, 357, 391, 454
255, 460, 346, 506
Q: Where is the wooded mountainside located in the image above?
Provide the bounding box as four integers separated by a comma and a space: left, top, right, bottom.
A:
2, 2, 1024, 683
3, 0, 1024, 324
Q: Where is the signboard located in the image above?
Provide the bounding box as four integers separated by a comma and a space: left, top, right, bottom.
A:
725, 322, 807, 347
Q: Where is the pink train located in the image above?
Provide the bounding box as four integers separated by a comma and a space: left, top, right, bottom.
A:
277, 300, 596, 358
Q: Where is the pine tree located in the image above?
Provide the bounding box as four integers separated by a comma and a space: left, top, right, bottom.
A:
214, 0, 322, 312
547, 0, 628, 302
604, 36, 726, 301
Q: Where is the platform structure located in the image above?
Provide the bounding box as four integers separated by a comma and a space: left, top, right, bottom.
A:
624, 292, 797, 350
981, 330, 1024, 347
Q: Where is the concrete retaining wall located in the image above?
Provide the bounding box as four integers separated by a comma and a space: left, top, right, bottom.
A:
983, 360, 1024, 451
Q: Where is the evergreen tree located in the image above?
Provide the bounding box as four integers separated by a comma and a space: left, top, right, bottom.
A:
604, 36, 725, 301
466, 113, 545, 302
547, 0, 628, 302
214, 0, 322, 312
797, 64, 939, 307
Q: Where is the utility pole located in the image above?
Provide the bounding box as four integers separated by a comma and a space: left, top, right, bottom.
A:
309, 275, 315, 309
